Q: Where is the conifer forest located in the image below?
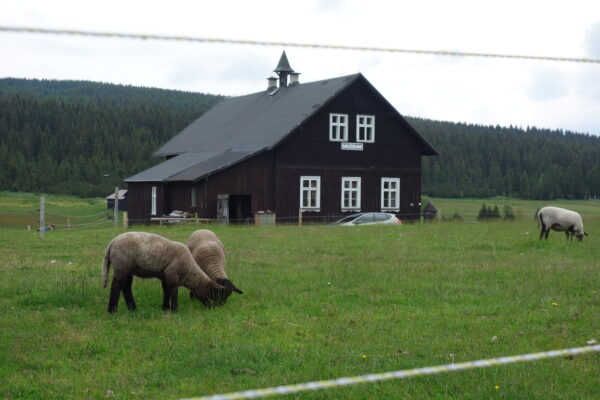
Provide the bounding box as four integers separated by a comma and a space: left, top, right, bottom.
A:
1, 78, 598, 199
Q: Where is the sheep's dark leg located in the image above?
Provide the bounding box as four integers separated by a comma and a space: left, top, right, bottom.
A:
539, 220, 546, 240
122, 275, 137, 311
567, 225, 575, 241
161, 279, 170, 311
169, 286, 179, 313
108, 276, 125, 313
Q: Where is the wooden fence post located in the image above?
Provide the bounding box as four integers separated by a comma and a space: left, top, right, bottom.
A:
39, 196, 45, 239
114, 186, 119, 229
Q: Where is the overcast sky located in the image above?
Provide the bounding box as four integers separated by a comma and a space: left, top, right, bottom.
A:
2, 0, 600, 135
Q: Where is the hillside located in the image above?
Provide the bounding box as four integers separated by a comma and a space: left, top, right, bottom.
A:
0, 78, 222, 197
409, 118, 600, 200
0, 78, 599, 199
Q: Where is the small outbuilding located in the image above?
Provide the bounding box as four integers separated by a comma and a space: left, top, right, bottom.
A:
106, 190, 128, 211
423, 202, 438, 221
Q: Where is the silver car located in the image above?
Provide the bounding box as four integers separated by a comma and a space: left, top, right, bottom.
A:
332, 212, 402, 226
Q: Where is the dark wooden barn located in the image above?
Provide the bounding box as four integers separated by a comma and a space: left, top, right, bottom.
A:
125, 52, 438, 224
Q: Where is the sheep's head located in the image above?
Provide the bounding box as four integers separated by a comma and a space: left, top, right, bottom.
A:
577, 231, 589, 241
190, 279, 243, 307
190, 280, 226, 308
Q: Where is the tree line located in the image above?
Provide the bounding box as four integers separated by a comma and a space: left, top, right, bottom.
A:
0, 79, 222, 197
410, 118, 600, 200
1, 78, 599, 199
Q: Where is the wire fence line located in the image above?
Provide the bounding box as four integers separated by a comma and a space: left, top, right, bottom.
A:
1, 26, 600, 65
45, 210, 111, 219
53, 218, 113, 229
181, 344, 600, 400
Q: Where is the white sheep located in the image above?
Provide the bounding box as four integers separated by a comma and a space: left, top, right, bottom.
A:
101, 231, 225, 313
536, 206, 588, 241
186, 229, 243, 306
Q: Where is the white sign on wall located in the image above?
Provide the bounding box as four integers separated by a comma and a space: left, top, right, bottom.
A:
341, 142, 364, 151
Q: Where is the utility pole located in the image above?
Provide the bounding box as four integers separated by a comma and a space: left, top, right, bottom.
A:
113, 186, 119, 229
39, 195, 45, 239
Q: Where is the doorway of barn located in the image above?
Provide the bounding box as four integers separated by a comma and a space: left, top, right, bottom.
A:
229, 195, 252, 224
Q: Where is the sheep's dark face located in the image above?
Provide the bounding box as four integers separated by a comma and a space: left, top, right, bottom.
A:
190, 279, 243, 308
576, 231, 589, 241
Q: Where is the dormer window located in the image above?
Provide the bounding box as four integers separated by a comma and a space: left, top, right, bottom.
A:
329, 113, 348, 141
357, 115, 375, 142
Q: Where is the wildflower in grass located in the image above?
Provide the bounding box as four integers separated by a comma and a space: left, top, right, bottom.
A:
494, 385, 500, 390
551, 302, 558, 307
361, 354, 368, 359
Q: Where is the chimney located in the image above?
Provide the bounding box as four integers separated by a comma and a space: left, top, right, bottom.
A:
273, 50, 294, 88
267, 76, 278, 92
289, 72, 300, 86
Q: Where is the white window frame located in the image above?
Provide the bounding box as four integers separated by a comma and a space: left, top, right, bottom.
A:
381, 177, 400, 211
151, 186, 157, 215
341, 177, 361, 211
329, 113, 348, 142
300, 176, 321, 211
356, 114, 375, 143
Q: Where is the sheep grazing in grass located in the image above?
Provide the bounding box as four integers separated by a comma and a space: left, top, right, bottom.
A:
101, 232, 225, 313
186, 229, 243, 306
536, 206, 588, 241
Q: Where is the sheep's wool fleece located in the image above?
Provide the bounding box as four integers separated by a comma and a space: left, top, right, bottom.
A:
109, 232, 194, 273
539, 206, 584, 232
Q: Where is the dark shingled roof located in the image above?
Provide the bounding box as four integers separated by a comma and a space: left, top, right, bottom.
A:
125, 72, 437, 183
125, 151, 222, 182
153, 73, 359, 157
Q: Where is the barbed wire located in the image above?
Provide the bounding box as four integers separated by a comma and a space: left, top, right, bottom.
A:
1, 26, 599, 65
182, 344, 600, 400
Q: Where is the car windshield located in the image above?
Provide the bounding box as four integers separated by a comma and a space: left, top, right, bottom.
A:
354, 214, 376, 224
374, 213, 392, 221
334, 214, 364, 224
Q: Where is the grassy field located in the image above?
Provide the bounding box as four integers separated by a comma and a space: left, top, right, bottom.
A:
428, 196, 600, 222
1, 194, 600, 399
0, 191, 110, 229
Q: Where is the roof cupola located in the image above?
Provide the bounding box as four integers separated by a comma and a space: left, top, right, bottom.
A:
274, 50, 296, 88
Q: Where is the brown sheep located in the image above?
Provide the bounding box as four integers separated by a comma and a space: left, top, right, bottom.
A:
101, 231, 225, 313
187, 229, 243, 306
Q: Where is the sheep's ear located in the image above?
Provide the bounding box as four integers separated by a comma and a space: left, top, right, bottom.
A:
232, 284, 244, 294
584, 231, 589, 236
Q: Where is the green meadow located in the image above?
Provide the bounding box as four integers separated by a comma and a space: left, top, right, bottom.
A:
0, 191, 110, 229
1, 193, 599, 399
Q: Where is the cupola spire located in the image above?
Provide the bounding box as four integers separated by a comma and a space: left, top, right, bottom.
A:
274, 51, 295, 88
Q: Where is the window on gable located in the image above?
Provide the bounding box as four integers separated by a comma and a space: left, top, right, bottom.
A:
357, 114, 375, 143
381, 178, 400, 211
300, 176, 320, 210
329, 113, 348, 142
341, 177, 361, 211
151, 186, 157, 215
